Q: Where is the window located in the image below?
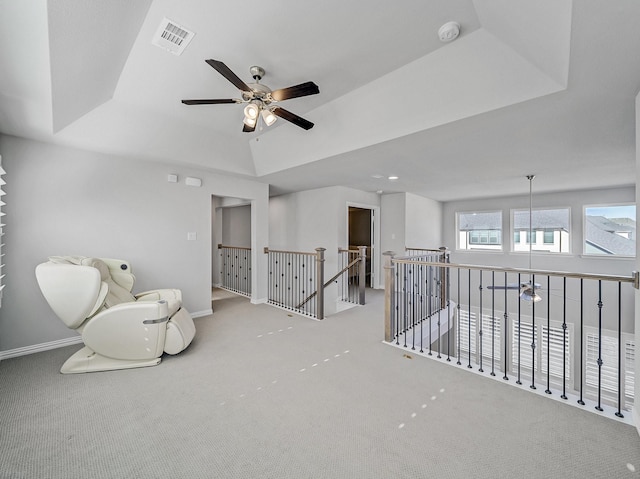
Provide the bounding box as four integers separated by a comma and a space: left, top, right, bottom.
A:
511, 318, 571, 388
584, 204, 636, 257
457, 211, 502, 251
458, 308, 502, 367
585, 328, 634, 410
512, 208, 570, 253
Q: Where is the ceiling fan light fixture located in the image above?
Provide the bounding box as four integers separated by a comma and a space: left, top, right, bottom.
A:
262, 108, 277, 126
520, 285, 542, 302
244, 103, 260, 120
243, 115, 257, 127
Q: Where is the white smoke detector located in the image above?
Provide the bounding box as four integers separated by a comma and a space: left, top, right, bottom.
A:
438, 21, 460, 43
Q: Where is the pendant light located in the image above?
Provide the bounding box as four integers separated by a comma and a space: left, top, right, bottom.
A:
520, 174, 542, 302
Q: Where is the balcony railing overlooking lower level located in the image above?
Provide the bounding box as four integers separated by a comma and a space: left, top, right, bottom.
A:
218, 244, 251, 297
383, 250, 638, 421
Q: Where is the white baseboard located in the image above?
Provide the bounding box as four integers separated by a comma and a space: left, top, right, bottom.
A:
0, 336, 83, 360
0, 311, 212, 361
251, 297, 268, 305
191, 309, 213, 318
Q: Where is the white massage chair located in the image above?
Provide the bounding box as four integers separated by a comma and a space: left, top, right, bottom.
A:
35, 256, 196, 374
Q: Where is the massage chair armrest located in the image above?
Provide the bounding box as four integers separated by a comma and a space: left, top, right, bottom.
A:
82, 300, 170, 361
135, 289, 182, 303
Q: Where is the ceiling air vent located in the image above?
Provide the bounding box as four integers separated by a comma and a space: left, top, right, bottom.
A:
152, 17, 195, 55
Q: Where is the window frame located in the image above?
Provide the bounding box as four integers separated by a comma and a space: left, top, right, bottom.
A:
583, 202, 636, 258
511, 207, 571, 254
456, 210, 503, 252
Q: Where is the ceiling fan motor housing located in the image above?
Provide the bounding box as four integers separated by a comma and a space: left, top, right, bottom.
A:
249, 65, 265, 80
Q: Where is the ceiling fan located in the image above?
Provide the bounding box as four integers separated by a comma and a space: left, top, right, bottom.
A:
181, 59, 319, 132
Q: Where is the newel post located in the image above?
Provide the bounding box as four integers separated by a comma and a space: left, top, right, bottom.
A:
316, 247, 326, 320
358, 245, 367, 305
383, 251, 396, 342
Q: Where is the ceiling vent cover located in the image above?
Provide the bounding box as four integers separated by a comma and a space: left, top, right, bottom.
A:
152, 17, 195, 55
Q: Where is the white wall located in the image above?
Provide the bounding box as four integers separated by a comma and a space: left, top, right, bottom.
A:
221, 204, 251, 248
443, 186, 635, 276
269, 186, 380, 312
405, 192, 443, 249
0, 134, 269, 352
380, 193, 406, 257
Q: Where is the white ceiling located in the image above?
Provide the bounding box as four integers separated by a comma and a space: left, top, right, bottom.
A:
1, 0, 639, 201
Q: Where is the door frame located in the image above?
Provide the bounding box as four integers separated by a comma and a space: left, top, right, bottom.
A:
346, 202, 381, 289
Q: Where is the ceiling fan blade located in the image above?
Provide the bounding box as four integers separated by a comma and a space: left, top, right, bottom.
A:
271, 81, 319, 102
205, 59, 251, 92
181, 99, 238, 105
272, 107, 314, 130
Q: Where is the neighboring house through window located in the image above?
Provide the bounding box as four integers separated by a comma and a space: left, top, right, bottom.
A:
457, 211, 502, 251
584, 205, 636, 256
512, 208, 570, 253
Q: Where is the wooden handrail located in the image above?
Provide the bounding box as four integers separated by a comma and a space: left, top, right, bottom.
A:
218, 244, 251, 251
263, 246, 317, 257
296, 257, 361, 308
392, 258, 637, 285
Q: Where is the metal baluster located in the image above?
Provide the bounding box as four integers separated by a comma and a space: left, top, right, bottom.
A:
437, 262, 442, 359
403, 263, 408, 348
479, 269, 484, 373
419, 264, 424, 353
237, 249, 241, 293
395, 266, 400, 345
428, 264, 433, 356
456, 268, 461, 366
296, 253, 300, 314
516, 273, 522, 385
446, 261, 451, 362
411, 264, 416, 351
468, 269, 472, 369
595, 280, 604, 411
561, 276, 568, 400
530, 274, 536, 390
272, 252, 277, 305
616, 282, 624, 418
578, 279, 585, 405
289, 255, 293, 310
278, 252, 281, 306
491, 270, 496, 376
545, 275, 552, 395
503, 272, 509, 381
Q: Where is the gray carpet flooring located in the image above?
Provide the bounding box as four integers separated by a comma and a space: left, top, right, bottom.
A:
1, 290, 640, 478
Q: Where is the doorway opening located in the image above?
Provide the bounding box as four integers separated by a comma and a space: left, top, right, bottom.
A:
211, 195, 252, 307
348, 206, 375, 287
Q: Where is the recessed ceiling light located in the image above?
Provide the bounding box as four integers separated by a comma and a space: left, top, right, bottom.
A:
388, 176, 399, 180
371, 174, 384, 179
